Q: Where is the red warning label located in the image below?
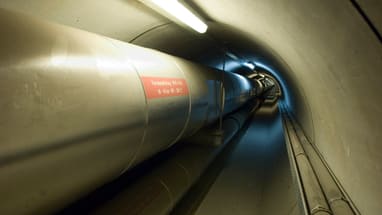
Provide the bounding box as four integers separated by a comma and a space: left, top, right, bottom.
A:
140, 76, 189, 99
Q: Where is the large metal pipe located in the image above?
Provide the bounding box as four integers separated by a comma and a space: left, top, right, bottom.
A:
80, 101, 260, 215
0, 9, 255, 214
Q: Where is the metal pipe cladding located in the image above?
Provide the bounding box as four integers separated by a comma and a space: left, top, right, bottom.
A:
0, 9, 256, 214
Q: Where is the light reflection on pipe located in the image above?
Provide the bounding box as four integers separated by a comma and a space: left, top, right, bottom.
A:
25, 56, 134, 77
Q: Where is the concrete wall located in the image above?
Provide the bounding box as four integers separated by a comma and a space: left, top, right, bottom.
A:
356, 0, 382, 33
0, 0, 381, 214
193, 0, 382, 214
0, 0, 166, 42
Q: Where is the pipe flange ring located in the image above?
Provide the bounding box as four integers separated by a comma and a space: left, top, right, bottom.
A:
329, 196, 349, 204
311, 205, 332, 214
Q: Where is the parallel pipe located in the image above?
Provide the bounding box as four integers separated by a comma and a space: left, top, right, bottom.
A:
283, 107, 356, 215
289, 117, 355, 215
282, 112, 331, 215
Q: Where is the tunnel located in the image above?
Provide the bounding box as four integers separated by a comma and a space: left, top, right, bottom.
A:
0, 0, 381, 215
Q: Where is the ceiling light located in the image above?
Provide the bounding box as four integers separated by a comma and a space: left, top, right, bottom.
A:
141, 0, 208, 33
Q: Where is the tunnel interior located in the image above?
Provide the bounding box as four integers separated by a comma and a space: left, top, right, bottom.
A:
0, 0, 381, 214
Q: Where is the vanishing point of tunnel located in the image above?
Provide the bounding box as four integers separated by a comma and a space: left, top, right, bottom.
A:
0, 0, 381, 215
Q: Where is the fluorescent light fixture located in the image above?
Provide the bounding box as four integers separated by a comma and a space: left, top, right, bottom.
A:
144, 0, 208, 33
225, 52, 240, 60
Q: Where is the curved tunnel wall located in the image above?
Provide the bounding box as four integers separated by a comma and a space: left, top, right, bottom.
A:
193, 1, 382, 214
130, 1, 382, 214
0, 0, 381, 214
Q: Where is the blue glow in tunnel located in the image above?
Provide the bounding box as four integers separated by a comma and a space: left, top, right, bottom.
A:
235, 73, 252, 91
243, 62, 256, 70
254, 62, 292, 108
205, 57, 292, 109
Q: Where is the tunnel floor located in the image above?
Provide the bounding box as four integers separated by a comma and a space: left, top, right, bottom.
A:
60, 108, 300, 215
192, 110, 298, 215
169, 108, 300, 215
